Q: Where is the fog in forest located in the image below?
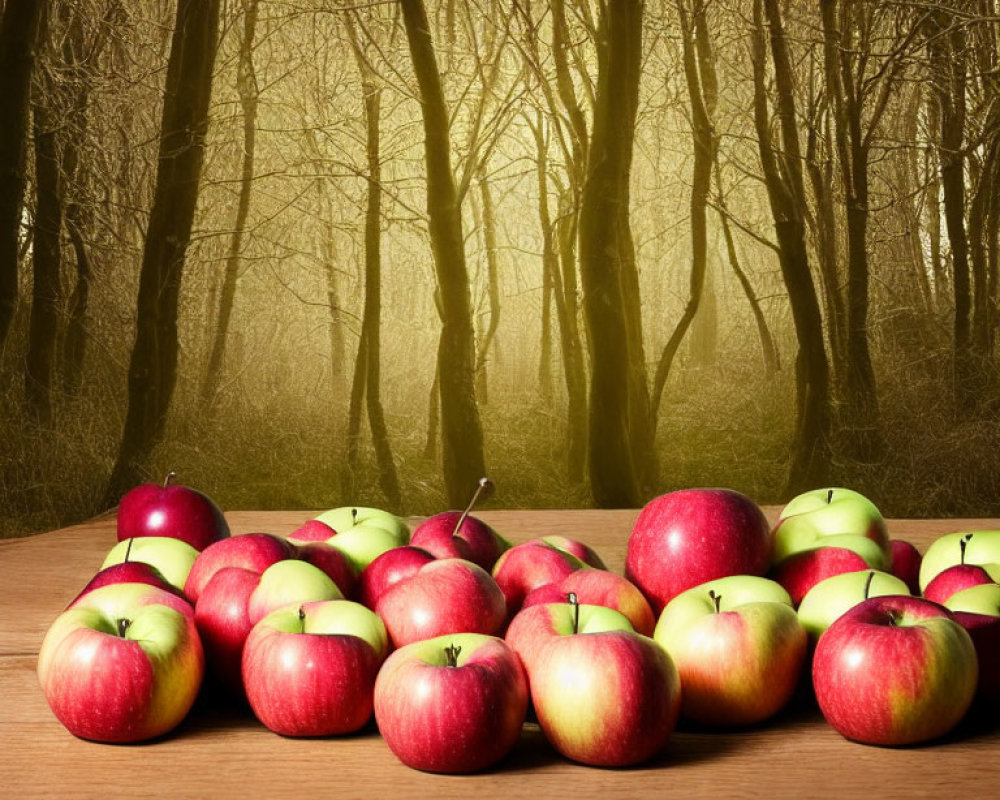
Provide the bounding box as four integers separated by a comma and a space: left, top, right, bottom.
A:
2, 0, 999, 537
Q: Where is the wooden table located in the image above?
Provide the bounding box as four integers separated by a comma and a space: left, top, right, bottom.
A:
2, 509, 999, 798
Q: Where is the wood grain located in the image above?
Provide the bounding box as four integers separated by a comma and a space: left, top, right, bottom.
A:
3, 509, 1000, 798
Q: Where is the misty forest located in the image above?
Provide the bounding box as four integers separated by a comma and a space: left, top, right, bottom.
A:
2, 0, 1000, 538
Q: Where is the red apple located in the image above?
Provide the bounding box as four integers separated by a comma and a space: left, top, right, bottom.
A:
242, 600, 389, 736
294, 540, 358, 599
409, 511, 509, 571
812, 595, 978, 746
70, 561, 188, 607
358, 545, 435, 610
184, 533, 296, 603
375, 558, 507, 648
626, 488, 772, 613
770, 546, 871, 607
946, 584, 1000, 707
287, 519, 337, 543
373, 634, 528, 773
555, 569, 656, 636
492, 540, 586, 617
889, 539, 922, 595
924, 562, 1000, 605
539, 535, 607, 569
117, 472, 229, 552
531, 629, 681, 766
37, 583, 204, 743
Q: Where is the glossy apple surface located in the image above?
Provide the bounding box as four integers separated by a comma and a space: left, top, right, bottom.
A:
531, 630, 681, 766
554, 569, 656, 636
812, 595, 978, 746
626, 488, 772, 614
492, 540, 586, 617
918, 530, 1000, 592
770, 546, 872, 607
116, 474, 230, 552
924, 562, 1000, 605
102, 536, 199, 593
654, 575, 806, 726
38, 583, 204, 743
70, 561, 187, 607
243, 600, 389, 736
797, 569, 910, 641
184, 533, 296, 603
539, 535, 607, 569
313, 506, 410, 572
888, 539, 922, 595
373, 633, 528, 773
409, 511, 509, 571
358, 545, 436, 609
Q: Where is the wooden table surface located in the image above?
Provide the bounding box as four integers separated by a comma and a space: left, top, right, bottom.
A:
2, 508, 1000, 798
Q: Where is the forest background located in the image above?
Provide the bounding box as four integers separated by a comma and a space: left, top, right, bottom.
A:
2, 0, 999, 538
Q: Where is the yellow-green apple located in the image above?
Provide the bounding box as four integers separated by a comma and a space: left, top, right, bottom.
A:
358, 545, 435, 609
770, 546, 872, 607
539, 536, 607, 569
626, 488, 772, 614
919, 530, 1000, 592
504, 596, 634, 677
375, 558, 506, 647
37, 582, 204, 743
409, 512, 509, 571
195, 560, 342, 693
771, 488, 889, 569
116, 472, 230, 551
797, 569, 910, 641
373, 633, 528, 773
945, 583, 1000, 706
812, 595, 978, 746
888, 539, 922, 595
492, 540, 586, 617
102, 536, 199, 593
184, 533, 297, 603
242, 600, 389, 736
530, 629, 681, 766
312, 506, 410, 572
654, 575, 806, 726
922, 534, 1000, 604
522, 570, 656, 636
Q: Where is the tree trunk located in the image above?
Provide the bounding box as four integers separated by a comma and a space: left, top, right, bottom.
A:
578, 0, 645, 508
752, 0, 831, 495
474, 165, 501, 406
102, 0, 221, 507
401, 0, 486, 507
0, 0, 45, 353
200, 0, 258, 409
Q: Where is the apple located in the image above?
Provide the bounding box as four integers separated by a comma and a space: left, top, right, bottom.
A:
492, 539, 586, 617
71, 560, 187, 607
243, 600, 389, 736
313, 506, 410, 571
195, 559, 343, 693
889, 539, 922, 595
771, 488, 890, 570
540, 569, 656, 636
358, 545, 435, 610
530, 629, 681, 766
797, 569, 910, 641
373, 633, 528, 773
102, 536, 199, 593
37, 582, 204, 743
654, 575, 806, 726
116, 472, 229, 551
770, 546, 872, 607
626, 488, 772, 614
919, 530, 1000, 592
293, 540, 358, 599
922, 533, 1000, 603
504, 595, 635, 677
287, 519, 337, 543
184, 533, 296, 603
812, 595, 978, 746
945, 584, 1000, 707
375, 558, 507, 648
539, 536, 607, 569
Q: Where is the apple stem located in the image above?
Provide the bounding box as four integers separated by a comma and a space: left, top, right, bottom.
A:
444, 643, 462, 667
567, 591, 580, 633
116, 618, 131, 638
163, 471, 176, 489
961, 533, 972, 565
708, 589, 721, 613
863, 570, 875, 600
451, 477, 494, 539
124, 537, 134, 563
826, 489, 834, 504
351, 508, 358, 524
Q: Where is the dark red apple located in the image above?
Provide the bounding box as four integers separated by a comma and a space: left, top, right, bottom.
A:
770, 546, 871, 606
409, 511, 509, 571
117, 472, 229, 552
69, 561, 188, 607
358, 545, 436, 610
889, 539, 923, 596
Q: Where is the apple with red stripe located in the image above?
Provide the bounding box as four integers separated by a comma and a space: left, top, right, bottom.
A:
522, 569, 656, 636
243, 600, 389, 736
654, 575, 807, 726
374, 633, 528, 773
492, 539, 586, 618
37, 583, 204, 743
812, 594, 977, 746
923, 533, 1000, 604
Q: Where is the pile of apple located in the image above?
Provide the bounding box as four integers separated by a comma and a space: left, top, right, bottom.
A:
37, 475, 1000, 771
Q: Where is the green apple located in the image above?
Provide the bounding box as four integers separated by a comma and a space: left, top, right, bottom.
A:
102, 536, 199, 592
654, 575, 806, 726
797, 569, 910, 640
772, 488, 890, 570
945, 582, 1000, 616
247, 560, 343, 624
314, 506, 410, 572
918, 530, 1000, 593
